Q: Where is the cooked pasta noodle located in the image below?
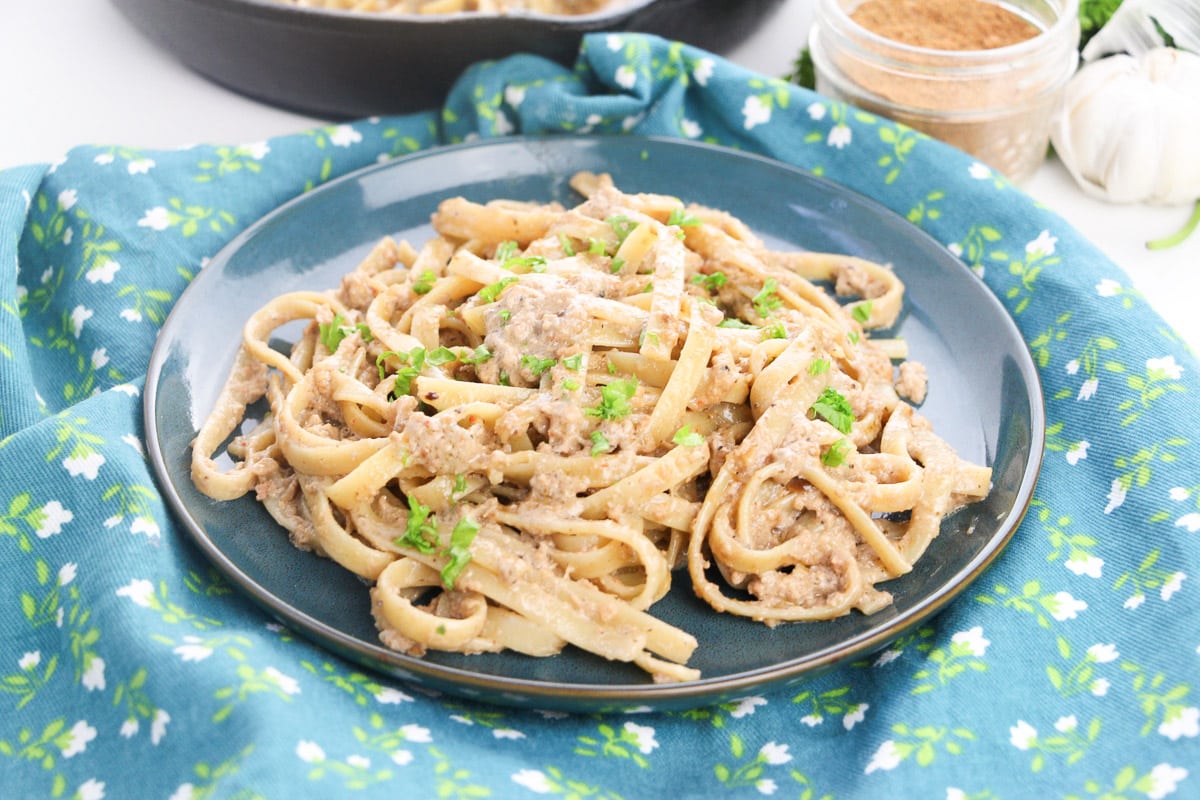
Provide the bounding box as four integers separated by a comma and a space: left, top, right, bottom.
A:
191, 172, 991, 682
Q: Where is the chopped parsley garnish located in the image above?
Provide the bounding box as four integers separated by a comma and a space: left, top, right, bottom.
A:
494, 240, 519, 261
562, 378, 580, 391
520, 354, 557, 378
717, 317, 755, 329
562, 353, 584, 371
498, 309, 512, 324
847, 330, 861, 345
810, 386, 855, 435
412, 270, 437, 295
761, 320, 787, 340
451, 473, 468, 499
641, 282, 654, 294
752, 278, 782, 318
609, 256, 627, 274
672, 425, 705, 447
851, 300, 873, 324
822, 438, 851, 467
808, 358, 831, 375
585, 378, 637, 420
395, 495, 438, 554
502, 255, 547, 273
377, 347, 426, 395
557, 234, 576, 256
588, 237, 610, 256
498, 371, 511, 386
478, 276, 518, 303
667, 207, 701, 228
426, 346, 458, 366
460, 344, 492, 366
605, 215, 639, 246
691, 271, 727, 291
441, 517, 480, 589
589, 430, 612, 456
318, 313, 371, 352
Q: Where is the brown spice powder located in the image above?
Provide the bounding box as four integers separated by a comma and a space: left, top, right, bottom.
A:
850, 0, 1040, 50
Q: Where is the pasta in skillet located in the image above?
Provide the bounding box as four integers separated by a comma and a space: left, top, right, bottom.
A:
190, 173, 991, 682
276, 0, 617, 15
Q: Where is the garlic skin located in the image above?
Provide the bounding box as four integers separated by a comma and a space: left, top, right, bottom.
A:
1051, 47, 1200, 205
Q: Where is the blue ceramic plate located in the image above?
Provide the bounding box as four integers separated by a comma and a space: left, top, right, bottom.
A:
144, 135, 1044, 712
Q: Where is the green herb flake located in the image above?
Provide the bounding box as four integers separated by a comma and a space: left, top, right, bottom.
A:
520, 354, 557, 378
319, 314, 370, 351
451, 473, 468, 499
752, 278, 782, 318
426, 346, 458, 366
498, 371, 511, 387
606, 215, 639, 245
851, 300, 873, 324
609, 256, 627, 274
761, 320, 787, 341
672, 425, 705, 447
494, 240, 519, 262
557, 234, 576, 257
502, 255, 548, 273
412, 270, 437, 295
478, 276, 518, 304
396, 495, 438, 554
440, 517, 480, 589
822, 438, 851, 467
378, 346, 427, 396
585, 378, 638, 420
717, 317, 755, 329
667, 207, 701, 228
690, 271, 727, 291
810, 386, 855, 435
498, 309, 512, 324
589, 430, 612, 456
563, 378, 580, 391
562, 353, 585, 371
808, 358, 831, 375
588, 237, 610, 256
461, 344, 492, 366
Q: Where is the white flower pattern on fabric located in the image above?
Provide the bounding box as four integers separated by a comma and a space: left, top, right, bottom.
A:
512, 769, 553, 793
742, 96, 771, 130
60, 720, 97, 758
329, 125, 361, 148
759, 742, 791, 765
295, 741, 326, 763
36, 501, 73, 538
63, 452, 105, 480
1065, 555, 1104, 578
951, 626, 990, 657
624, 722, 658, 754
1050, 592, 1088, 621
1105, 479, 1128, 514
615, 65, 637, 90
116, 579, 154, 607
693, 57, 715, 86
1009, 720, 1038, 750
1146, 763, 1188, 799
864, 740, 901, 773
1158, 707, 1199, 740
137, 208, 171, 231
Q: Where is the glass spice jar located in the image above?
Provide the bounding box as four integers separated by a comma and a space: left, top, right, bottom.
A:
808, 0, 1080, 183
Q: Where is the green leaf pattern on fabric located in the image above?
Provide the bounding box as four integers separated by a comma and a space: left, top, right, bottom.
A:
0, 32, 1196, 798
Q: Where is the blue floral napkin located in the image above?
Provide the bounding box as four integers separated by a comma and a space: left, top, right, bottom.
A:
2, 33, 1197, 800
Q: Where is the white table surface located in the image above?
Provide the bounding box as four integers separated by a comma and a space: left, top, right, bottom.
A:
4, 1, 1197, 350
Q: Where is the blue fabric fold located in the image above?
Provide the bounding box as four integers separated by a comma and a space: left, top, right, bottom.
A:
1, 33, 1196, 799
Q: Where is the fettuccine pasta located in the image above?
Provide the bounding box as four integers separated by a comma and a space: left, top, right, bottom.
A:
275, 0, 618, 15
191, 172, 991, 682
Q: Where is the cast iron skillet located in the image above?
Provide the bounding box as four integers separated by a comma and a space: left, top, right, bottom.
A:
110, 0, 786, 118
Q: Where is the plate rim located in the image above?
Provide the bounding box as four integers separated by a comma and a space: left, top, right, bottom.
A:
144, 133, 1046, 710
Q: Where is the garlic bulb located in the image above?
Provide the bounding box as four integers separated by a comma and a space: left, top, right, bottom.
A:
1051, 47, 1200, 205
1082, 0, 1200, 61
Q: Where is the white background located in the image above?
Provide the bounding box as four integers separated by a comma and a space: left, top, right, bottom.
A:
3, 0, 1197, 350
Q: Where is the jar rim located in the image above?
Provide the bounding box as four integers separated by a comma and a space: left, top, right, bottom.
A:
815, 0, 1081, 65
